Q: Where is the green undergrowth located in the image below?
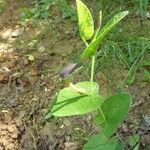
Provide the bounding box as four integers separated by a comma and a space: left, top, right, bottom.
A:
20, 0, 77, 23
90, 0, 150, 87
0, 0, 7, 14
97, 32, 150, 87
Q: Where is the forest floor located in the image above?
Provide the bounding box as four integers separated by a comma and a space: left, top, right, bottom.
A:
0, 0, 150, 150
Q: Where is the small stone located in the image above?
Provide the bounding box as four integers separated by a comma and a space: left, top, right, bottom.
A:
41, 109, 48, 114
122, 123, 128, 132
10, 132, 18, 139
64, 142, 79, 150
1, 130, 7, 136
37, 42, 46, 53
6, 143, 15, 150
38, 46, 45, 53
7, 125, 15, 133
0, 125, 7, 130
2, 139, 9, 147
14, 119, 22, 127
11, 27, 24, 37
27, 55, 35, 61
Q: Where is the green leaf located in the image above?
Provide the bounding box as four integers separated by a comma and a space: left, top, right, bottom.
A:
97, 94, 132, 137
95, 110, 106, 125
81, 11, 129, 59
128, 134, 139, 147
76, 0, 94, 41
84, 134, 124, 150
51, 81, 103, 117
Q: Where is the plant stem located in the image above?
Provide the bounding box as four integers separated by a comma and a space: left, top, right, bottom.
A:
83, 39, 89, 47
83, 39, 95, 83
98, 107, 106, 123
91, 55, 95, 82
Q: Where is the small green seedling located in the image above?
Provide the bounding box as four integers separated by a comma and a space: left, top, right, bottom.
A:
46, 0, 132, 149
128, 134, 140, 150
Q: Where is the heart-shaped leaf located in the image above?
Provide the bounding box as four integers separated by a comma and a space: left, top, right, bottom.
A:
84, 134, 124, 150
50, 81, 103, 117
76, 0, 94, 41
82, 11, 129, 58
96, 94, 132, 137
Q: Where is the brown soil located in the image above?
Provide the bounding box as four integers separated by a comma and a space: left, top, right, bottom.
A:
0, 1, 88, 149
0, 113, 22, 150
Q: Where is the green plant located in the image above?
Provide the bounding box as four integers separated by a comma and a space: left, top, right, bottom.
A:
32, 0, 55, 19
137, 0, 149, 23
0, 0, 6, 14
20, 0, 76, 22
57, 0, 77, 20
46, 0, 132, 149
20, 0, 55, 23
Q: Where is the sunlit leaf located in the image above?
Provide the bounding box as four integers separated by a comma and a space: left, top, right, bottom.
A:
50, 81, 103, 116
76, 0, 94, 41
82, 11, 129, 58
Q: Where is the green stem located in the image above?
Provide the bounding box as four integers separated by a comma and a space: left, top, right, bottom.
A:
82, 39, 95, 83
91, 55, 95, 82
83, 38, 89, 47
98, 107, 106, 123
